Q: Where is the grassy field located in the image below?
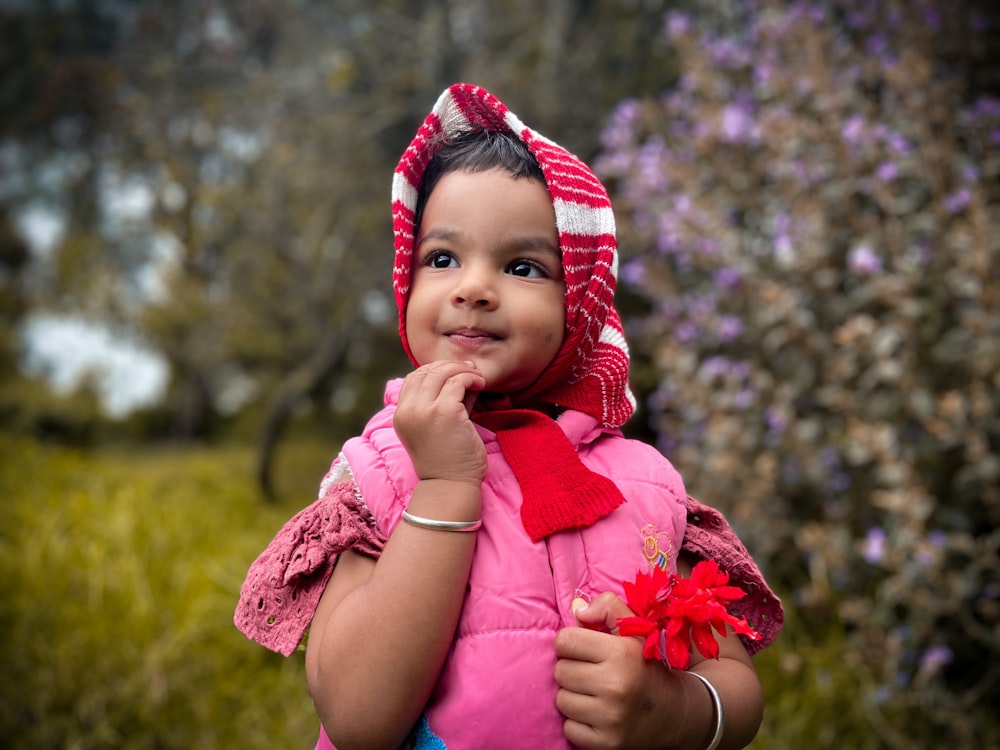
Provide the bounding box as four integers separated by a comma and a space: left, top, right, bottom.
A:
0, 435, 935, 748
0, 436, 325, 748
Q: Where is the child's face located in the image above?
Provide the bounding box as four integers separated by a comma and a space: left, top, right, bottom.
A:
406, 167, 566, 393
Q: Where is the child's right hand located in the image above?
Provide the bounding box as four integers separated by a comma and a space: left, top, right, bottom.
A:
394, 360, 488, 487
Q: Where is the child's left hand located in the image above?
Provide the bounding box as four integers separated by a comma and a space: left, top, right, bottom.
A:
554, 594, 682, 750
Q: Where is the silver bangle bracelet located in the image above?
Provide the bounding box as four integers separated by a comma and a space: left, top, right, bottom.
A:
688, 671, 724, 750
401, 509, 482, 532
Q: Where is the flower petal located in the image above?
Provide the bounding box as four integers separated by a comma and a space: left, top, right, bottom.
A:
666, 633, 691, 669
692, 623, 720, 660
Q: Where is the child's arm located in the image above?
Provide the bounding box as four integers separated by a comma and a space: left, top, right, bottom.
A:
553, 553, 763, 750
304, 360, 486, 750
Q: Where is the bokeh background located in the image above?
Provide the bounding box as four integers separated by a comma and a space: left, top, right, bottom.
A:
1, 0, 998, 747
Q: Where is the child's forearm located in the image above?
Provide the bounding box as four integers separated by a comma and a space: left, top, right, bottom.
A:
687, 656, 763, 750
305, 478, 481, 749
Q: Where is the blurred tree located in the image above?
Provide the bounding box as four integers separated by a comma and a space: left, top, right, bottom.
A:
2, 0, 685, 495
0, 211, 31, 394
0, 1, 130, 437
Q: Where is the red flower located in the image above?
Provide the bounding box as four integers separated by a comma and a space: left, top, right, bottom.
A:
617, 560, 761, 669
617, 564, 673, 660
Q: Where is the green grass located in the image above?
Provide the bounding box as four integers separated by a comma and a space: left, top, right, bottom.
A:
0, 436, 324, 749
3, 436, 988, 748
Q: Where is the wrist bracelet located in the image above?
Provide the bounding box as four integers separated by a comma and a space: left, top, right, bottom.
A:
688, 672, 724, 750
401, 509, 482, 532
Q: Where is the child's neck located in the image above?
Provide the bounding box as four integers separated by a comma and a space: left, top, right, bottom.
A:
475, 393, 564, 419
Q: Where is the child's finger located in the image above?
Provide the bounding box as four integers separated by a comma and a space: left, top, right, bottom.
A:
400, 361, 484, 405
572, 592, 634, 634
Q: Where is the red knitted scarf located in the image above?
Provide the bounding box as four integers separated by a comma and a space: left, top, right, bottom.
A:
473, 409, 627, 542
393, 84, 635, 542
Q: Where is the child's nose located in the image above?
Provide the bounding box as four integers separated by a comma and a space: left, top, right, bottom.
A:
453, 268, 498, 308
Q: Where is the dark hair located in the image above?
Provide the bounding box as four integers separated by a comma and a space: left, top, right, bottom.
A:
414, 129, 546, 228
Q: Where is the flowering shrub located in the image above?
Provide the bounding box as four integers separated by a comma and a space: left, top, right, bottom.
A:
596, 0, 999, 744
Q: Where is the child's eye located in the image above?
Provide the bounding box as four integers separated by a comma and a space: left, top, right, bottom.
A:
424, 251, 458, 269
508, 260, 547, 278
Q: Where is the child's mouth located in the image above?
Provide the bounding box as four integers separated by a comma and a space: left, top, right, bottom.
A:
447, 329, 499, 350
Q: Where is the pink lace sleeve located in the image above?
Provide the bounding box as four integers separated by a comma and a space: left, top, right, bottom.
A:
233, 479, 387, 656
681, 495, 784, 654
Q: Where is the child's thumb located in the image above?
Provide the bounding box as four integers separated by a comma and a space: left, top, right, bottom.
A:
572, 592, 631, 633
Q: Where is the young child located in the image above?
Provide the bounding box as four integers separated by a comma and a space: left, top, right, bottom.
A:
235, 83, 783, 750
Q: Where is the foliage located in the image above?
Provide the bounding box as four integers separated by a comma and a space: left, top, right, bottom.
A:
596, 1, 1000, 745
0, 437, 320, 748
2, 0, 680, 447
2, 0, 688, 494
0, 372, 105, 444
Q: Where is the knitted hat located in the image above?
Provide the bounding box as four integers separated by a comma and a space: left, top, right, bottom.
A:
392, 83, 635, 427
392, 83, 634, 541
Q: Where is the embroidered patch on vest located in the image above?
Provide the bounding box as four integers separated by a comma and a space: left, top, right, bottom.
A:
641, 523, 676, 572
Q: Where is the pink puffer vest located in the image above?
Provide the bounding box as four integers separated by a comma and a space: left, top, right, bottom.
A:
317, 379, 688, 749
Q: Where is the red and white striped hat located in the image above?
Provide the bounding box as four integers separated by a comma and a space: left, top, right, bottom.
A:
392, 83, 635, 428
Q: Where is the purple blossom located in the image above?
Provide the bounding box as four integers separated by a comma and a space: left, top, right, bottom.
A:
764, 407, 788, 436
892, 136, 912, 155
774, 234, 795, 264
846, 10, 871, 31
805, 3, 827, 24
697, 237, 721, 256
733, 388, 755, 409
665, 11, 691, 39
601, 99, 643, 150
720, 102, 757, 143
657, 298, 683, 320
790, 159, 812, 186
687, 292, 718, 320
753, 62, 774, 89
848, 244, 883, 275
866, 32, 888, 56
943, 188, 971, 214
714, 266, 743, 289
862, 527, 887, 563
700, 355, 731, 380
876, 161, 898, 182
717, 315, 744, 342
705, 37, 749, 68
593, 151, 632, 177
842, 115, 866, 143
620, 258, 647, 287
656, 230, 684, 257
919, 646, 952, 675
972, 96, 1000, 118
637, 138, 668, 191
674, 322, 699, 343
868, 124, 906, 154
614, 98, 643, 123
922, 5, 942, 32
